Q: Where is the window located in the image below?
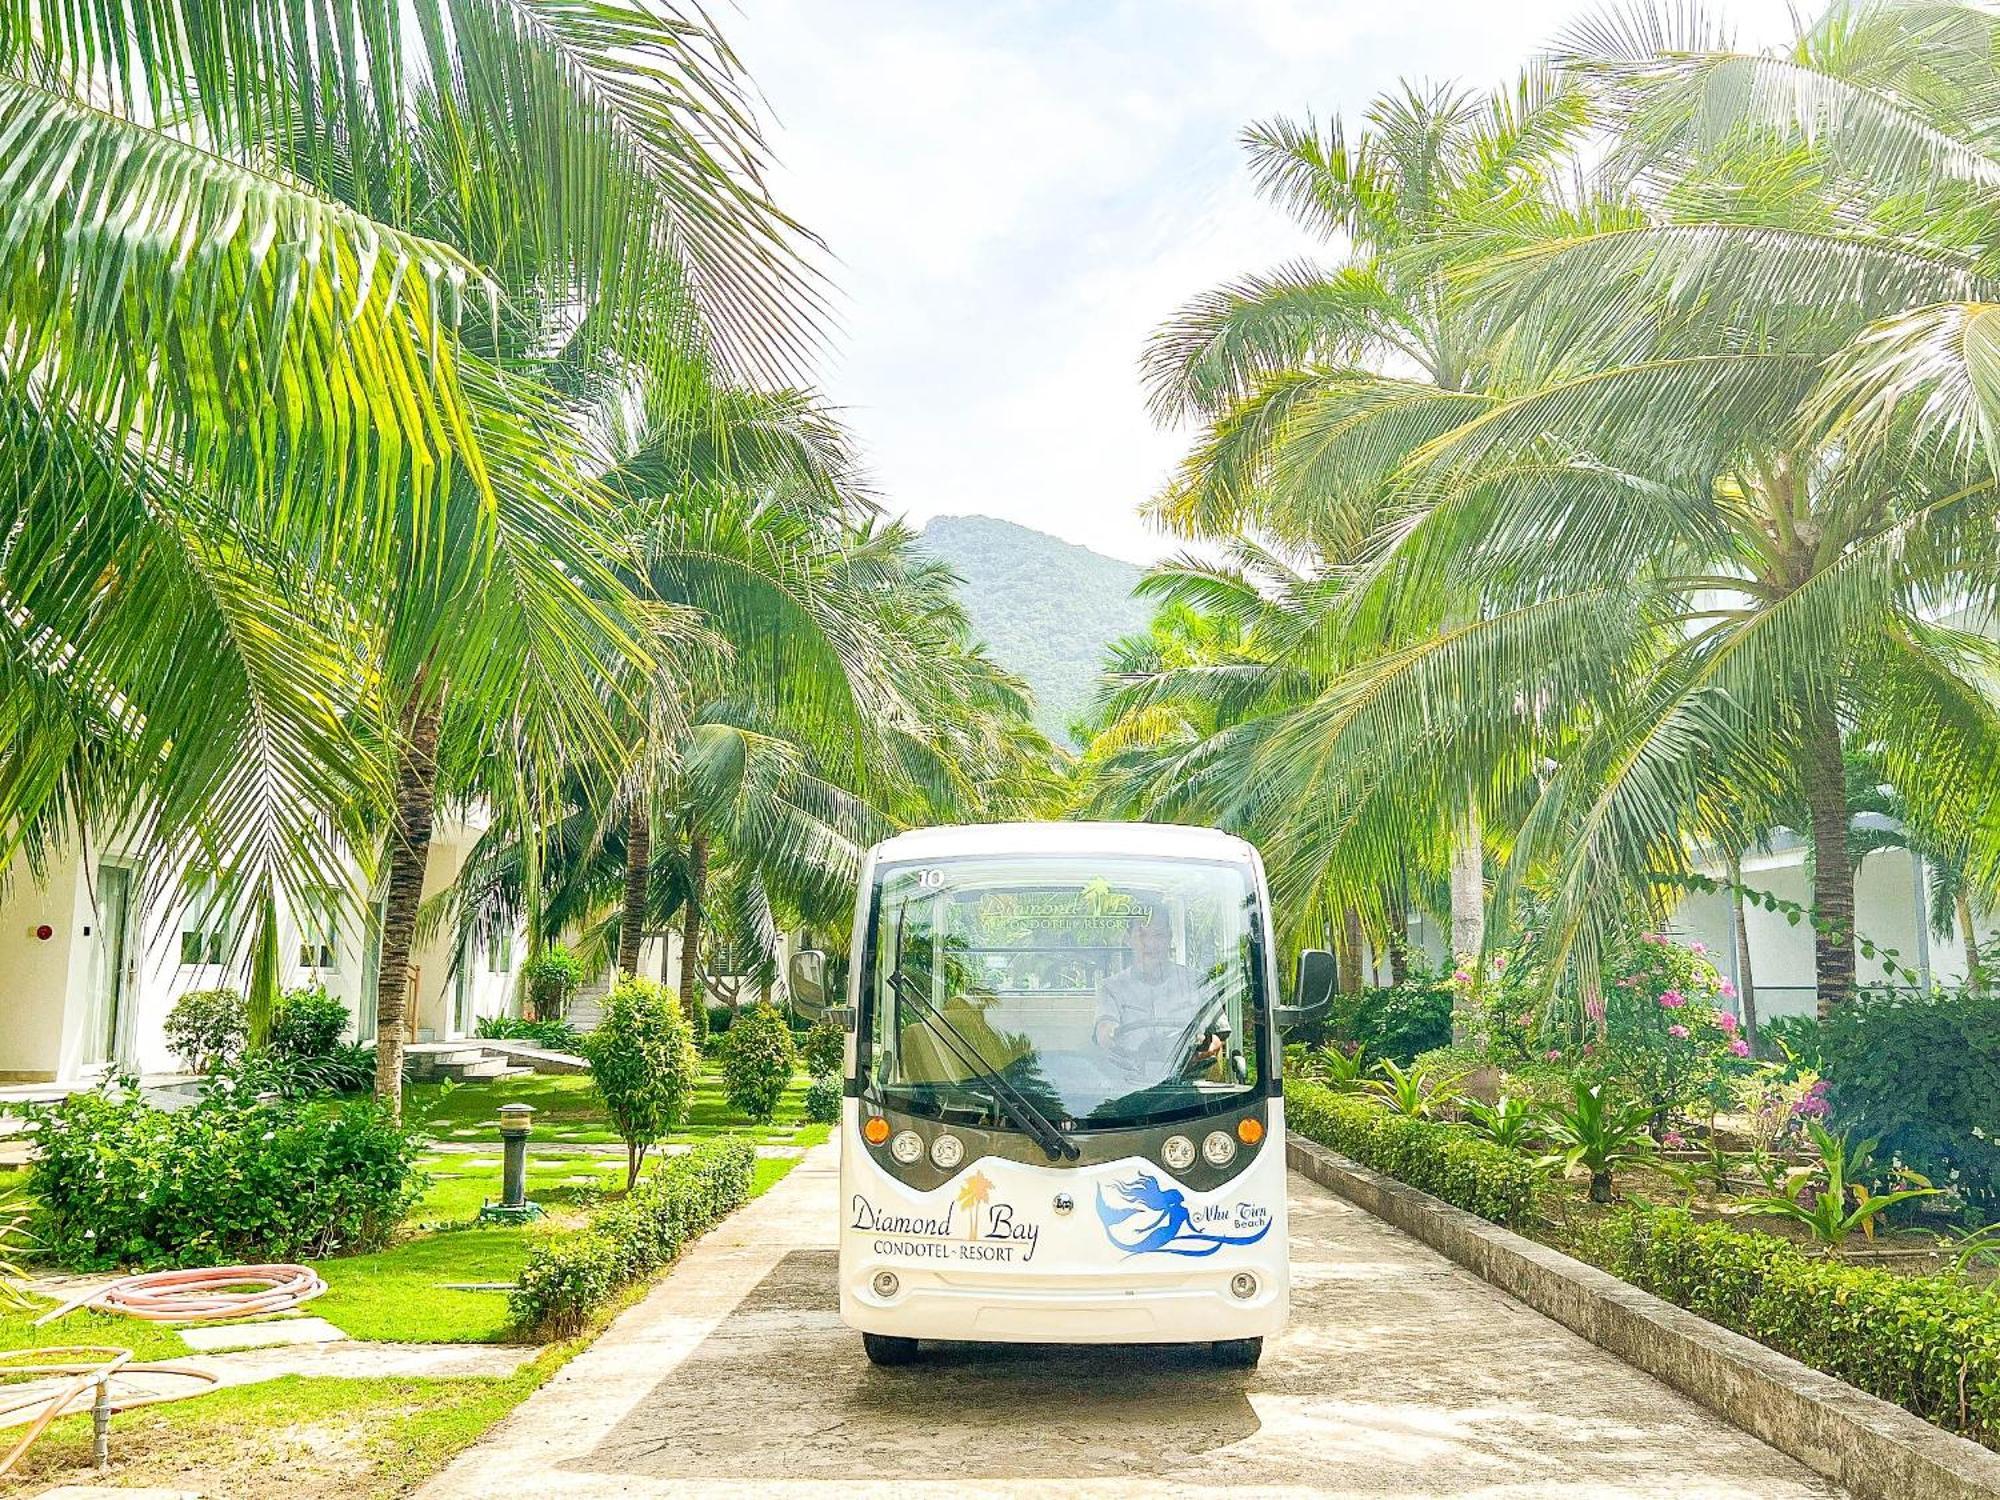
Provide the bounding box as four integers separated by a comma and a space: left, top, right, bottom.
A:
178, 869, 237, 967
487, 930, 513, 974
297, 886, 340, 970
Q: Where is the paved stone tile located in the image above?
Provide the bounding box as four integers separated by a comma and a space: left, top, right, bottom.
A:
176, 1316, 345, 1352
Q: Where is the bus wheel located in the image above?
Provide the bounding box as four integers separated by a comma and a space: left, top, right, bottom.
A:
863, 1333, 921, 1366
1211, 1337, 1262, 1369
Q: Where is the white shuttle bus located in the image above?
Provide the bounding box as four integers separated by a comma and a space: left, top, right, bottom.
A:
789, 821, 1332, 1368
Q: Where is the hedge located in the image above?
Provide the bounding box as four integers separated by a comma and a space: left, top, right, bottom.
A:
1571, 1208, 2000, 1448
1285, 1080, 1541, 1228
510, 1136, 756, 1336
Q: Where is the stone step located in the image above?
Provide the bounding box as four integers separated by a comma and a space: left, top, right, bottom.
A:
446, 1059, 533, 1082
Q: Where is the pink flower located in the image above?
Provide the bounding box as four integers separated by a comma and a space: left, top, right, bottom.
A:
1516, 1012, 1535, 1028
1719, 977, 1737, 999
1493, 954, 1508, 972
1663, 1131, 1687, 1149
1714, 1011, 1737, 1034
1728, 1038, 1751, 1058
1452, 969, 1472, 985
1658, 989, 1685, 1009
1690, 941, 1707, 956
1584, 997, 1606, 1021
1668, 1023, 1690, 1039
1582, 1042, 1597, 1057
1545, 1049, 1562, 1062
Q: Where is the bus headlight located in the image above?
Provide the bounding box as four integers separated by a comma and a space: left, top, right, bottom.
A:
1202, 1130, 1237, 1167
1161, 1134, 1196, 1172
929, 1133, 964, 1169
890, 1130, 925, 1165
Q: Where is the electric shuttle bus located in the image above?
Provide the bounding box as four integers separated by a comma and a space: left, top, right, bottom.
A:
788, 821, 1332, 1368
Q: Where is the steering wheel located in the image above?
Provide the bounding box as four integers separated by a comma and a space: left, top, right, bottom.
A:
1107, 1011, 1231, 1078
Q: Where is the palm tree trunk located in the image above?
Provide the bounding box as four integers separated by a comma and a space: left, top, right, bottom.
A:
1959, 888, 1984, 994
1449, 803, 1483, 1039
1727, 851, 1758, 1050
617, 799, 650, 978
1338, 905, 1365, 995
374, 697, 442, 1111
677, 824, 708, 1019
1801, 703, 1855, 1018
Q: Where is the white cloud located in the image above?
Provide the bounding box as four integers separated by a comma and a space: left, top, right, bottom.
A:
726, 0, 1802, 564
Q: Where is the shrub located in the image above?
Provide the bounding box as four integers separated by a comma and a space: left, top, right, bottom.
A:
1325, 981, 1453, 1062
1285, 1080, 1541, 1227
238, 1042, 376, 1097
268, 984, 348, 1060
510, 1136, 755, 1336
721, 1004, 797, 1124
799, 1017, 844, 1080
28, 1081, 421, 1268
1817, 988, 2000, 1216
803, 1075, 841, 1124
704, 1002, 734, 1037
583, 977, 699, 1188
163, 988, 247, 1072
521, 945, 586, 1020
1759, 1013, 1825, 1074
475, 1014, 584, 1054
1571, 1206, 2000, 1447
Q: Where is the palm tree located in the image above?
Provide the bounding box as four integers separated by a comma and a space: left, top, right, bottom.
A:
0, 1, 829, 1106
1138, 71, 1593, 986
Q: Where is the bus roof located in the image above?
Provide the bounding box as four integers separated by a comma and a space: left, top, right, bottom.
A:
868, 820, 1259, 865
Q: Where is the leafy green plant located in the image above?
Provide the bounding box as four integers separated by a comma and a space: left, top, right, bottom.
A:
1285, 1081, 1541, 1227
1572, 1206, 2000, 1446
510, 1137, 755, 1336
1315, 1043, 1368, 1089
799, 1017, 845, 1080
720, 1004, 798, 1124
0, 1192, 32, 1311
1458, 1094, 1538, 1151
163, 988, 248, 1072
268, 984, 348, 1060
1541, 1081, 1656, 1203
27, 1081, 421, 1267
1729, 1120, 1938, 1250
521, 945, 587, 1021
475, 1014, 585, 1053
802, 1074, 841, 1125
583, 977, 699, 1188
1759, 1014, 1826, 1076
1361, 1058, 1437, 1118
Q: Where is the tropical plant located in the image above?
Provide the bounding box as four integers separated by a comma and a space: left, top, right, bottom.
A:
1361, 1058, 1440, 1119
1458, 1094, 1539, 1151
1730, 1120, 1939, 1250
268, 986, 350, 1062
521, 947, 588, 1023
583, 978, 700, 1190
1541, 1081, 1657, 1203
1313, 1043, 1370, 1090
163, 990, 249, 1074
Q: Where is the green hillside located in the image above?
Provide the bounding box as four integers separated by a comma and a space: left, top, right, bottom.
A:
920, 515, 1151, 745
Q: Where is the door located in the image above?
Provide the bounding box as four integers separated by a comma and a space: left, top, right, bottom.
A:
452, 928, 475, 1038
83, 863, 137, 1070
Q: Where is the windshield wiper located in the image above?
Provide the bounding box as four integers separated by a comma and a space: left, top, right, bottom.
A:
889, 970, 1078, 1162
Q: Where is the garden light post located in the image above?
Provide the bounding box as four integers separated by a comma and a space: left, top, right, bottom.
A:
480, 1103, 544, 1224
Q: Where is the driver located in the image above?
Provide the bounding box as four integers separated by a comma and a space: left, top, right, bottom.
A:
1093, 910, 1224, 1069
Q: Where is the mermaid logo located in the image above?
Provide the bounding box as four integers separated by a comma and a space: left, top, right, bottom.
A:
1095, 1171, 1273, 1257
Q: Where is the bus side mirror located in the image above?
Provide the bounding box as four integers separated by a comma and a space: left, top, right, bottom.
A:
788, 948, 830, 1021
1277, 948, 1335, 1028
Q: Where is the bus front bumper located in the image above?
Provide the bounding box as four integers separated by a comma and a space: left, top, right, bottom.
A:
841, 1264, 1288, 1344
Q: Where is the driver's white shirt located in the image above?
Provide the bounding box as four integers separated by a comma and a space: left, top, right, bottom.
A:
1096, 962, 1202, 1039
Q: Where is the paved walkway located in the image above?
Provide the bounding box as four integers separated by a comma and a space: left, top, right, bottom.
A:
419, 1141, 1848, 1499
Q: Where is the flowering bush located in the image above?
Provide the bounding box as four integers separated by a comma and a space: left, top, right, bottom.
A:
1579, 934, 1753, 1131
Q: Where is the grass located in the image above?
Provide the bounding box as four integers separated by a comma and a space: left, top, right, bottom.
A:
408, 1065, 822, 1146
0, 1152, 804, 1497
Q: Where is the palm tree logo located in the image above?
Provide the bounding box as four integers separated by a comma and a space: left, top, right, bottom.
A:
956, 1171, 993, 1239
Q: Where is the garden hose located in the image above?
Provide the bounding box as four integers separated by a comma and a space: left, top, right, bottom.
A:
0, 1345, 219, 1475
33, 1264, 327, 1326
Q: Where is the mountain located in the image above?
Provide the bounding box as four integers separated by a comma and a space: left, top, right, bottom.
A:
920, 515, 1152, 746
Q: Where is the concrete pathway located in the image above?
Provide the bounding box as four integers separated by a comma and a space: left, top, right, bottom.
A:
418, 1141, 1848, 1499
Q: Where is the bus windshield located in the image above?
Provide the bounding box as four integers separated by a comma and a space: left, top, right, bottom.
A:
860, 854, 1267, 1131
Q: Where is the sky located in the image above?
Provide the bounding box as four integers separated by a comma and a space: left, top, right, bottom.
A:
726, 0, 1801, 565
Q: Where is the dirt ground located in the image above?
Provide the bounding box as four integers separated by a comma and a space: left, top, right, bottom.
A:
421, 1141, 1849, 1499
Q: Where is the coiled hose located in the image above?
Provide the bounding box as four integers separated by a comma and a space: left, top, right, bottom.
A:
33, 1264, 327, 1325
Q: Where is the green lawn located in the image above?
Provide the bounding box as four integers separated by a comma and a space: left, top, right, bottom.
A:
408, 1065, 825, 1147
0, 1152, 803, 1498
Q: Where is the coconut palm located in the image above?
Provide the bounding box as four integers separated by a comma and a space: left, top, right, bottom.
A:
0, 1, 828, 1104
1138, 70, 1595, 978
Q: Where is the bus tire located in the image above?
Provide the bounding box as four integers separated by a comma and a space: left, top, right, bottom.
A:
863, 1332, 921, 1366
1211, 1337, 1262, 1368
